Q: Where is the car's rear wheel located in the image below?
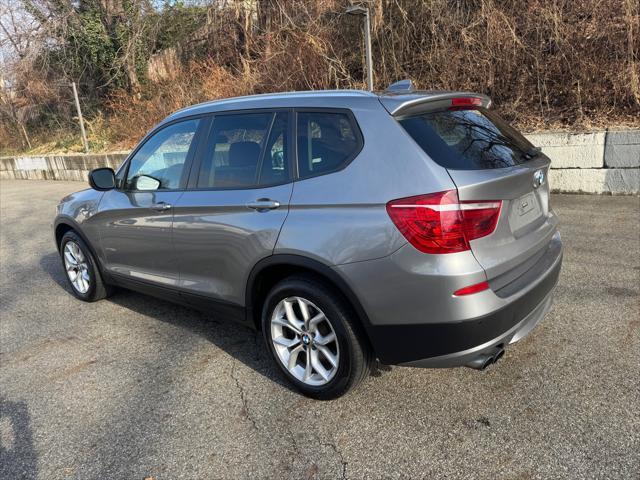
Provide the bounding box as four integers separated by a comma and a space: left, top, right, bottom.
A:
262, 276, 372, 400
59, 231, 111, 302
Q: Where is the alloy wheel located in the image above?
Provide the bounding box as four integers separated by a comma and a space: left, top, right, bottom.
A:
270, 296, 340, 386
63, 241, 91, 294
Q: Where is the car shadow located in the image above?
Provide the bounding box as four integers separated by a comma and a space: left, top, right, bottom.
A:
39, 252, 297, 393
0, 397, 38, 479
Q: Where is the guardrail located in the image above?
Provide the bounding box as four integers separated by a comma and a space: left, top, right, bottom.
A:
1, 130, 638, 194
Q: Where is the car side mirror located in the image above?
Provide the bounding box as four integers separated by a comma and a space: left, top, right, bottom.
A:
89, 168, 115, 191
135, 175, 161, 191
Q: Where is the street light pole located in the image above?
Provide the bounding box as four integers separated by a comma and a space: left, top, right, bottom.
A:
363, 8, 373, 91
346, 5, 374, 91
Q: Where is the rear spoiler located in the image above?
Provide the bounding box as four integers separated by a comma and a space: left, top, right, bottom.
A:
378, 92, 492, 118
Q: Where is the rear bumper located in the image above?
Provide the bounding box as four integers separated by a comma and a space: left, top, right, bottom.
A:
400, 288, 555, 368
355, 234, 562, 366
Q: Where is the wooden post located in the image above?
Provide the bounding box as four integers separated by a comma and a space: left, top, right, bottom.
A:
71, 82, 89, 153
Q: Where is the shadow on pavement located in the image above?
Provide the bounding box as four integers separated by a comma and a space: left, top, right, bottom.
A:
0, 397, 38, 480
39, 252, 296, 393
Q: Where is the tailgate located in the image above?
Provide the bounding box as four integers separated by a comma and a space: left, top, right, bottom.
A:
396, 101, 559, 286
448, 157, 558, 285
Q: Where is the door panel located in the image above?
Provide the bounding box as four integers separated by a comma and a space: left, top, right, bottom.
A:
96, 117, 204, 286
172, 184, 293, 304
97, 190, 184, 286
173, 110, 293, 306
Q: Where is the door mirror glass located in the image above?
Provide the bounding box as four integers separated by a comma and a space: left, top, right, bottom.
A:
89, 168, 115, 191
134, 175, 161, 191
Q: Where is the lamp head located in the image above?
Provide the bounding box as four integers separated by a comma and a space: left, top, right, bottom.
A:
346, 5, 368, 15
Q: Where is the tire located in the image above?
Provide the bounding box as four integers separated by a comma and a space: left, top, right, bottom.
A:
261, 275, 373, 400
59, 230, 112, 302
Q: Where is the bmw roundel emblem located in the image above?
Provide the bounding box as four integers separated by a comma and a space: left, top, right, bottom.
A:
533, 169, 545, 189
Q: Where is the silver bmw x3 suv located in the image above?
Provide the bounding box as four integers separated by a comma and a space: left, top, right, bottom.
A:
54, 85, 562, 399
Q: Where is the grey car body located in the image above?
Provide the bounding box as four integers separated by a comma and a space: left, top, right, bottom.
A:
54, 88, 562, 380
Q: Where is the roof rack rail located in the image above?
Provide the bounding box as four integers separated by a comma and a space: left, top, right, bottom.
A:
385, 79, 414, 92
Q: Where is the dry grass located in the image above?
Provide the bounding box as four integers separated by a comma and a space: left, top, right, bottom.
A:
2, 0, 638, 153
107, 62, 253, 145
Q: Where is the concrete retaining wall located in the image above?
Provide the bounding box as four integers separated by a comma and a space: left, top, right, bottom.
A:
0, 153, 129, 182
1, 130, 638, 194
524, 130, 639, 194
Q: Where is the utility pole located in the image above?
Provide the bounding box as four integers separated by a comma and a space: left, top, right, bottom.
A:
71, 82, 89, 153
346, 4, 374, 91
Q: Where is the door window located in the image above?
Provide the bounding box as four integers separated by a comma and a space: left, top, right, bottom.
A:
296, 111, 361, 179
259, 112, 289, 186
197, 112, 290, 189
125, 119, 200, 190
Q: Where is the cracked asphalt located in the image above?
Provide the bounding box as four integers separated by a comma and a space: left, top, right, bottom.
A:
1, 180, 639, 479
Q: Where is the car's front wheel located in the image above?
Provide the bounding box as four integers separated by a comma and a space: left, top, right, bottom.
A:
59, 230, 111, 302
262, 276, 372, 399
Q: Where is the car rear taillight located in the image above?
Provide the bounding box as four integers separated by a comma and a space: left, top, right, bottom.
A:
386, 190, 501, 254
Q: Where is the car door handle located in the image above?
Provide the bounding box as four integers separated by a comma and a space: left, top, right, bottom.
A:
149, 202, 172, 212
247, 199, 280, 211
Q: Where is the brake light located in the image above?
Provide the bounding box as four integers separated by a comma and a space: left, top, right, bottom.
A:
386, 190, 501, 254
450, 97, 483, 109
453, 281, 490, 296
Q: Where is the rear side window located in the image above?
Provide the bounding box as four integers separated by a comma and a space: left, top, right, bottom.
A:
296, 111, 362, 179
399, 108, 536, 170
197, 112, 290, 188
259, 112, 289, 186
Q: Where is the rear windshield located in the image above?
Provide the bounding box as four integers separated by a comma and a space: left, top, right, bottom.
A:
399, 108, 536, 170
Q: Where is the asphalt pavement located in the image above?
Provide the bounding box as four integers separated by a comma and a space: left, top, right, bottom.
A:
1, 180, 638, 479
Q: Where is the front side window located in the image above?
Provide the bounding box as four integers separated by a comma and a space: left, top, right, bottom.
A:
125, 119, 200, 190
296, 111, 361, 179
197, 112, 290, 189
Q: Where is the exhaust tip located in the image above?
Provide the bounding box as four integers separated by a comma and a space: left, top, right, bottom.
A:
465, 353, 493, 370
481, 357, 494, 370
465, 346, 506, 370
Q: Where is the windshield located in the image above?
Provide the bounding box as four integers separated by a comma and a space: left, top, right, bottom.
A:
399, 108, 537, 170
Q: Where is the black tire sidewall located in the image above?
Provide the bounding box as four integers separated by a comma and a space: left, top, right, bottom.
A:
59, 232, 99, 301
261, 277, 362, 398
